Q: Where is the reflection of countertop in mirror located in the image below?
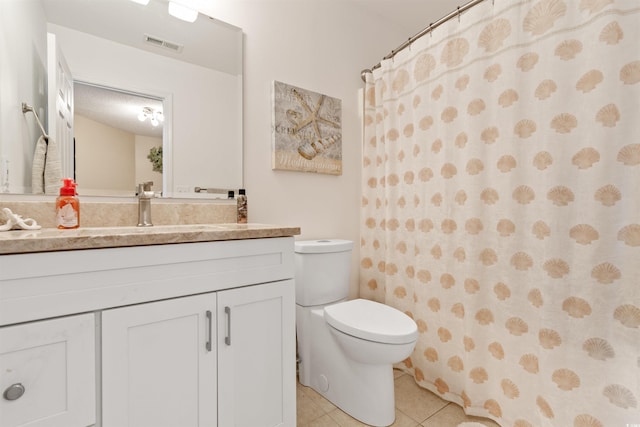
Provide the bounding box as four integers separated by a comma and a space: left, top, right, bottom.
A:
0, 224, 301, 255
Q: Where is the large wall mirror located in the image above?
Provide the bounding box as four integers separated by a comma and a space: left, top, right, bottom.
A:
0, 0, 243, 198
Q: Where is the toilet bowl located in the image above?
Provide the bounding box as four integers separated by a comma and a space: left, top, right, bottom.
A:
295, 240, 418, 427
325, 298, 417, 364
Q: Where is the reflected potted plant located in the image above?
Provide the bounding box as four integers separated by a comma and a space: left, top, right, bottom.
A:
147, 146, 162, 172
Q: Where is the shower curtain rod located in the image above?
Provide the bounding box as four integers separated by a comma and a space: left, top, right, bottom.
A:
360, 0, 487, 82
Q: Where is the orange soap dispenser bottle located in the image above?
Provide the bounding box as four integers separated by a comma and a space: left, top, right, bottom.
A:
56, 178, 80, 229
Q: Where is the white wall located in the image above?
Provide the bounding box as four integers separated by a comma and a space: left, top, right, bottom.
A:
195, 0, 408, 297
0, 1, 48, 193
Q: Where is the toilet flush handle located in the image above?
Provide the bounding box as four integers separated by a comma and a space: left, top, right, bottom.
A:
224, 306, 231, 345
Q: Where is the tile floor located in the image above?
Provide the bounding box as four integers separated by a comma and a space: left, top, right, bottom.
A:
297, 370, 502, 427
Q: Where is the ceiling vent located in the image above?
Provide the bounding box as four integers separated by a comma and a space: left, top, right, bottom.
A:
144, 34, 184, 53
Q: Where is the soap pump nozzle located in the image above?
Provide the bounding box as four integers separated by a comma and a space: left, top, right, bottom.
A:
60, 178, 77, 196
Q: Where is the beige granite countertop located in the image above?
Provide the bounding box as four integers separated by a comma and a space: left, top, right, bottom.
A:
0, 224, 301, 255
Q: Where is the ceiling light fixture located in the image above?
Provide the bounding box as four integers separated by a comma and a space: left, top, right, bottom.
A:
138, 107, 164, 127
168, 1, 198, 23
129, 0, 150, 5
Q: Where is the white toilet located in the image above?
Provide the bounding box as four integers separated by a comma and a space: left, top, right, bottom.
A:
295, 239, 418, 427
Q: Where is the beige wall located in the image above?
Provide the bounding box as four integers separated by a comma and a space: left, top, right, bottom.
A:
75, 114, 135, 195
197, 1, 408, 298
75, 115, 160, 196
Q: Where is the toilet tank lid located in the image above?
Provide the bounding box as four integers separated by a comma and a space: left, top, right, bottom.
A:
294, 239, 353, 253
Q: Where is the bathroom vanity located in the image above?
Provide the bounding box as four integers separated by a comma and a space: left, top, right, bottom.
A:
0, 224, 299, 427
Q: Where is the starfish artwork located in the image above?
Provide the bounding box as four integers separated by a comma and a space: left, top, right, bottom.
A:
272, 81, 342, 175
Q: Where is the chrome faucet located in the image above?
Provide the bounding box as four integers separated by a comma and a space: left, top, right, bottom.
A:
137, 181, 154, 227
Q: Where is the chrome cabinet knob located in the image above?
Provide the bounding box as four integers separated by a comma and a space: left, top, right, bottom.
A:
3, 383, 25, 401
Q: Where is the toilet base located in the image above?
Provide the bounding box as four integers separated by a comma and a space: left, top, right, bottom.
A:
297, 306, 396, 427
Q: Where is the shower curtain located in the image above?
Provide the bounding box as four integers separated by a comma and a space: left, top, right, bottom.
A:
360, 1, 639, 426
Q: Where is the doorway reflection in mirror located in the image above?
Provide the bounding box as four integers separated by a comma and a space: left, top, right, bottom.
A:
73, 82, 163, 197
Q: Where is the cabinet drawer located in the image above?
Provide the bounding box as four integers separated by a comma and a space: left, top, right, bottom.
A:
0, 314, 95, 427
1, 237, 295, 325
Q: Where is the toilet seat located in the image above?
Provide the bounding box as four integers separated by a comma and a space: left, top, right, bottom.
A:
324, 299, 418, 345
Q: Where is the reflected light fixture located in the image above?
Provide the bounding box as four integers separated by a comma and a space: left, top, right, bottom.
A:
138, 107, 164, 127
168, 1, 198, 23
129, 0, 150, 5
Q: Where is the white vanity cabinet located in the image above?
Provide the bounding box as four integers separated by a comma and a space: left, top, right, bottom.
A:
0, 235, 297, 427
101, 294, 218, 427
217, 280, 295, 427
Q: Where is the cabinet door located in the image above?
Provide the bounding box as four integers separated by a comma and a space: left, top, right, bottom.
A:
0, 314, 95, 427
217, 280, 296, 427
102, 294, 217, 427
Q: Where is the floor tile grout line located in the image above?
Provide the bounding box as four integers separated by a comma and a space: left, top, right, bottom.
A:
420, 402, 453, 423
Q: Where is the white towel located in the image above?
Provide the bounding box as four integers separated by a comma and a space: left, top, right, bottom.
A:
43, 136, 62, 195
31, 135, 63, 195
31, 135, 47, 194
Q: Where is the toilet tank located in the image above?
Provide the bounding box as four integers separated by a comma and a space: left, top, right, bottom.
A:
294, 239, 353, 307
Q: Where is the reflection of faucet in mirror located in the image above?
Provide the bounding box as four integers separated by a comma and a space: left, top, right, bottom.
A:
137, 182, 154, 227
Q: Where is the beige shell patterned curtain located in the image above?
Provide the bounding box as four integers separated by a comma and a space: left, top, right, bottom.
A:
360, 0, 640, 425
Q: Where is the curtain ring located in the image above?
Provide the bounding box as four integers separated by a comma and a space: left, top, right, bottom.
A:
457, 6, 461, 22
429, 23, 433, 37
